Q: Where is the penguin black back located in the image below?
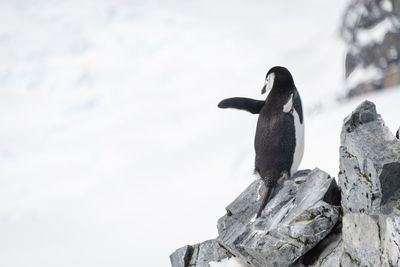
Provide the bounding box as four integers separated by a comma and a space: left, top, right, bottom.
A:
255, 66, 304, 217
218, 66, 304, 218
255, 66, 303, 178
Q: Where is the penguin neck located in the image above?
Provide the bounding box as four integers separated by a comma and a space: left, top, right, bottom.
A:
268, 84, 295, 101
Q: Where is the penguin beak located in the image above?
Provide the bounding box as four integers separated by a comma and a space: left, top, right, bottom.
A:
261, 83, 267, 94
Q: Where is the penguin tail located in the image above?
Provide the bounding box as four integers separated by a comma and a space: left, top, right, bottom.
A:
256, 185, 274, 218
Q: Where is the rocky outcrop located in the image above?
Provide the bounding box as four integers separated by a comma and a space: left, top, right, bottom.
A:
298, 100, 400, 267
171, 169, 341, 267
170, 101, 400, 266
336, 100, 400, 266
341, 0, 400, 98
339, 100, 400, 214
217, 169, 340, 267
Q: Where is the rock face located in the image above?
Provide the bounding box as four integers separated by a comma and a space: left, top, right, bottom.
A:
217, 169, 340, 267
341, 0, 400, 98
337, 100, 400, 266
339, 100, 400, 214
299, 100, 400, 267
170, 101, 400, 266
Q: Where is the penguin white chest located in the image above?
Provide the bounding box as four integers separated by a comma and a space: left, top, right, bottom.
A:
283, 93, 304, 176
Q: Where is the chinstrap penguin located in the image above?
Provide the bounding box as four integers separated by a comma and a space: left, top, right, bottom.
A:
218, 66, 304, 218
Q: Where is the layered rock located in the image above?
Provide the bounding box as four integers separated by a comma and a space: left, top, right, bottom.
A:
337, 100, 400, 266
299, 101, 400, 266
341, 0, 400, 97
171, 169, 341, 267
217, 169, 340, 267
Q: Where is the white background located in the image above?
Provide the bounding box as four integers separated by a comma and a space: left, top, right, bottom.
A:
1, 1, 399, 266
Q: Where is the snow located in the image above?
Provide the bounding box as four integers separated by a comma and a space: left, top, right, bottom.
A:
3, 1, 398, 267
209, 257, 247, 267
381, 0, 393, 12
345, 65, 383, 89
356, 17, 395, 45
343, 4, 368, 35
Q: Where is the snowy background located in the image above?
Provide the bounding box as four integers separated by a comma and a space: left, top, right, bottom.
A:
1, 0, 400, 266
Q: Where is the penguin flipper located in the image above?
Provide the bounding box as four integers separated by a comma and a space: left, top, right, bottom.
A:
218, 97, 265, 114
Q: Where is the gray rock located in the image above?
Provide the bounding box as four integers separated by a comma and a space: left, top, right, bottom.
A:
381, 214, 400, 266
338, 100, 400, 266
317, 241, 345, 267
342, 213, 381, 266
170, 239, 236, 267
340, 213, 400, 267
170, 170, 340, 267
170, 245, 192, 267
339, 100, 400, 214
217, 169, 340, 267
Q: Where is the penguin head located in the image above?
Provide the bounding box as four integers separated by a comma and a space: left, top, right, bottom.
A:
261, 66, 295, 95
